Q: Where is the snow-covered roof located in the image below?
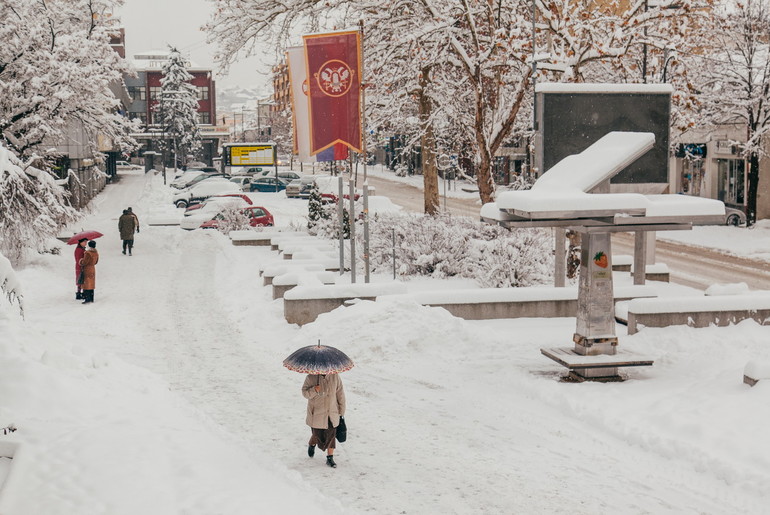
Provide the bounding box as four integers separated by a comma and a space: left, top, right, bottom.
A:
536, 83, 674, 94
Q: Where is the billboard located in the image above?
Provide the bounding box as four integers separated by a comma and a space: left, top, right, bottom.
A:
536, 84, 673, 192
224, 144, 275, 167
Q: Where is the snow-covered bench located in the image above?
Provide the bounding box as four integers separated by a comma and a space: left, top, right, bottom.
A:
388, 285, 657, 321
279, 241, 337, 260
612, 254, 669, 282
272, 271, 338, 299
626, 293, 770, 335
270, 234, 319, 251
261, 262, 332, 286
229, 230, 296, 246
284, 282, 408, 325
744, 360, 770, 387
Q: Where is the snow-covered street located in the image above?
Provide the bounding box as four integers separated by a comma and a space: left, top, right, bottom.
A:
1, 170, 769, 514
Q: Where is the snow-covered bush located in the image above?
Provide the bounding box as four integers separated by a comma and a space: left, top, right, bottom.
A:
0, 144, 78, 264
309, 201, 351, 240
338, 212, 553, 287
215, 206, 251, 235
307, 187, 328, 231
0, 251, 24, 317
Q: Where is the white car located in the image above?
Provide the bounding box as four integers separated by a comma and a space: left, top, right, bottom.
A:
229, 176, 253, 191
180, 197, 252, 230
170, 170, 205, 189
116, 160, 142, 170
172, 180, 241, 208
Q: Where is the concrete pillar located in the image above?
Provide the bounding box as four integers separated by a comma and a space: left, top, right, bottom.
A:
554, 228, 566, 287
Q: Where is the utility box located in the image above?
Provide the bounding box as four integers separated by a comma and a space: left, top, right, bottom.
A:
535, 83, 673, 194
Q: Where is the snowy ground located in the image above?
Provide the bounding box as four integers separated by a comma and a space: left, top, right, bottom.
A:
0, 169, 769, 514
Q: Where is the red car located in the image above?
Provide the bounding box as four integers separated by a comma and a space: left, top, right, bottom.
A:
199, 206, 274, 229
184, 193, 253, 214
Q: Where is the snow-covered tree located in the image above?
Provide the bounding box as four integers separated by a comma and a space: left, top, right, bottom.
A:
0, 143, 78, 265
691, 0, 770, 226
157, 47, 201, 166
0, 250, 24, 317
0, 0, 135, 160
306, 187, 328, 230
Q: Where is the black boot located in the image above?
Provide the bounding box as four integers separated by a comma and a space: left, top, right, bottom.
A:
326, 455, 336, 468
308, 445, 315, 457
76, 291, 82, 300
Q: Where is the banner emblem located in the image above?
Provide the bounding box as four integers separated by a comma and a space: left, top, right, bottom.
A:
316, 60, 354, 97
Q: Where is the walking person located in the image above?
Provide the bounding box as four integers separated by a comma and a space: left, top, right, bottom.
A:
79, 240, 99, 304
302, 373, 346, 468
127, 207, 139, 233
74, 238, 88, 299
118, 209, 137, 255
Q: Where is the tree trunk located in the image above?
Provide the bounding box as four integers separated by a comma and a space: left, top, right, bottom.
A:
419, 69, 439, 214
474, 84, 495, 205
747, 150, 759, 227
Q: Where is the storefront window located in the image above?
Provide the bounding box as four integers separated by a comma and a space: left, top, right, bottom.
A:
717, 158, 745, 206
679, 158, 705, 196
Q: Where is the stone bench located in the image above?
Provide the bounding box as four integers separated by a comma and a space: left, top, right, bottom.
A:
626, 294, 770, 334
272, 271, 338, 299
280, 241, 338, 260
388, 285, 657, 321
261, 262, 329, 286
271, 234, 320, 251
230, 229, 302, 246
744, 360, 770, 387
284, 282, 408, 325
612, 255, 669, 282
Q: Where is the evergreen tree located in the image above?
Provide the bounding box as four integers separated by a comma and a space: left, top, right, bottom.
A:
157, 47, 201, 166
307, 187, 329, 230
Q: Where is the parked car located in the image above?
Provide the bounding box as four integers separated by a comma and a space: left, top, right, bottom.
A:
285, 175, 331, 198
116, 160, 142, 171
172, 180, 241, 208
188, 166, 220, 174
171, 170, 205, 189
178, 173, 226, 190
725, 206, 747, 226
255, 169, 301, 181
198, 206, 274, 230
183, 194, 253, 215
250, 177, 289, 192
229, 176, 253, 191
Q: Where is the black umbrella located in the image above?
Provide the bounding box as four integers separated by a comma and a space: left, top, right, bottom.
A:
283, 341, 354, 375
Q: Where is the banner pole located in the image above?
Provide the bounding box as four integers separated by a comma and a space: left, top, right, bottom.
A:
359, 20, 367, 184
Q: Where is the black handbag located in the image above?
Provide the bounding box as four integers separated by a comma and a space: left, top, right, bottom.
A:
77, 270, 85, 285
336, 416, 347, 443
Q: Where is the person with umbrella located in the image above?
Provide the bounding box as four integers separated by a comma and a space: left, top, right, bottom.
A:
79, 240, 99, 304
74, 238, 88, 299
285, 343, 352, 469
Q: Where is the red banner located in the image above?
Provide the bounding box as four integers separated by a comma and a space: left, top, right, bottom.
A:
303, 30, 362, 155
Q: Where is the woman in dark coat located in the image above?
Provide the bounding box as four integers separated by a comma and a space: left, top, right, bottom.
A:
78, 240, 99, 304
74, 238, 87, 299
302, 373, 346, 468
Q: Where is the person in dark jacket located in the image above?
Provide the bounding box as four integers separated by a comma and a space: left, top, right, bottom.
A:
74, 238, 87, 299
118, 209, 137, 255
127, 207, 139, 233
79, 240, 99, 304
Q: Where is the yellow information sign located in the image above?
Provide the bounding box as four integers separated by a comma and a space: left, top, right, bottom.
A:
229, 145, 274, 166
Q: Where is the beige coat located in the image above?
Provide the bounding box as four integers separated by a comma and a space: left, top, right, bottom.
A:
302, 374, 346, 429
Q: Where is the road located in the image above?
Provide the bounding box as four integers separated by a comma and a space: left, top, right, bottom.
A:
363, 172, 770, 290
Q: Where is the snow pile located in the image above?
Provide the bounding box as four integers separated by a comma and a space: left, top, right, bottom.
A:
706, 282, 750, 296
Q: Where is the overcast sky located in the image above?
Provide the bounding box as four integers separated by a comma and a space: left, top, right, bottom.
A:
116, 0, 273, 93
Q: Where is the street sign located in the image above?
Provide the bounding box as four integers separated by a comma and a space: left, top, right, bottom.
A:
437, 154, 451, 170
224, 144, 275, 166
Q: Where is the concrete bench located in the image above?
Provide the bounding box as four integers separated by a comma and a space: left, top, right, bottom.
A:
626, 294, 770, 334
270, 234, 320, 251
744, 360, 770, 387
284, 282, 408, 325
612, 255, 669, 282
387, 285, 657, 321
272, 271, 338, 299
230, 230, 298, 246
262, 262, 327, 286
280, 241, 337, 260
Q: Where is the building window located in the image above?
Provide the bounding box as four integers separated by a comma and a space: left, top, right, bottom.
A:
128, 86, 146, 101
197, 112, 211, 124
717, 158, 745, 206
197, 86, 209, 100
149, 86, 162, 100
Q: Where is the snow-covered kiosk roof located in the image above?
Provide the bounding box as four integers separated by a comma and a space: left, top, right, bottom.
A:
481, 131, 726, 229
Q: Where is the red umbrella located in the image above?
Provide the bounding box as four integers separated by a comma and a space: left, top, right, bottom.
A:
66, 230, 104, 245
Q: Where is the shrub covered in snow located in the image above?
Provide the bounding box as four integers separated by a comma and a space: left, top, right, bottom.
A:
215, 206, 251, 235
0, 144, 78, 264
314, 210, 553, 287
0, 251, 24, 316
